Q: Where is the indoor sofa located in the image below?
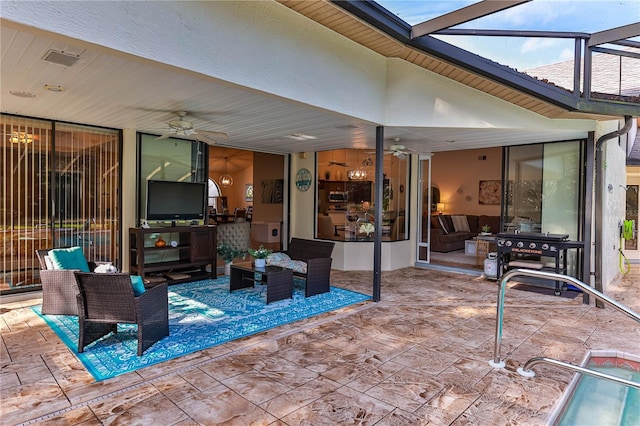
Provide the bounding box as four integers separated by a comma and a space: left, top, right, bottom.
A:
427, 214, 501, 252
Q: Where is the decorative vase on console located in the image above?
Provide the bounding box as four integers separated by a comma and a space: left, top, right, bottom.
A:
155, 236, 167, 248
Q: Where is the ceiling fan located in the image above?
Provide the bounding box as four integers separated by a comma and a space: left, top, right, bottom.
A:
328, 161, 348, 167
368, 138, 413, 159
155, 111, 228, 145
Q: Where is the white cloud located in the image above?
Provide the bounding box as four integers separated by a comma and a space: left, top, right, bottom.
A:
558, 48, 574, 62
521, 38, 562, 54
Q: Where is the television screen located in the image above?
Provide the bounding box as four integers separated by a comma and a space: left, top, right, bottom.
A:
146, 180, 206, 221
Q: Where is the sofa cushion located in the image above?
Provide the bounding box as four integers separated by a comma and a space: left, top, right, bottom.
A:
466, 215, 480, 233
130, 275, 146, 296
451, 215, 470, 232
48, 247, 90, 272
437, 215, 450, 234
267, 252, 307, 274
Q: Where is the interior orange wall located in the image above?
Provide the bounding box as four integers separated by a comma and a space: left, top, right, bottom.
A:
431, 147, 502, 216
252, 152, 285, 223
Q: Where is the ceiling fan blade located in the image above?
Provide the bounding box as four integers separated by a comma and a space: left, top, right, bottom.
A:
194, 134, 218, 145
155, 134, 172, 140
198, 130, 228, 140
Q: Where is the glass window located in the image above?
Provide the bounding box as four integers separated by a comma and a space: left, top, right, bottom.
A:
316, 149, 408, 242
138, 134, 207, 226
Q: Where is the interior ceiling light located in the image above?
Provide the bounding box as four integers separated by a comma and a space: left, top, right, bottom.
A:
10, 91, 36, 98
348, 169, 367, 180
219, 157, 233, 187
287, 133, 317, 141
8, 131, 34, 144
44, 84, 64, 92
42, 49, 80, 67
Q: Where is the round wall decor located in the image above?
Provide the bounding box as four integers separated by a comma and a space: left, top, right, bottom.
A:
295, 168, 312, 192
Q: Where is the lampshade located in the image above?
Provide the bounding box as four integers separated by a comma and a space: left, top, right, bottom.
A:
436, 202, 445, 214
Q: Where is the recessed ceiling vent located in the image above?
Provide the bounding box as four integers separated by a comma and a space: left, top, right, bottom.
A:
42, 49, 80, 67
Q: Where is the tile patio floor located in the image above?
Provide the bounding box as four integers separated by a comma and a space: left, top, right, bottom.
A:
1, 265, 639, 425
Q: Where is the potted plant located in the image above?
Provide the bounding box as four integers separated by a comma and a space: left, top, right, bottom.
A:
248, 245, 273, 268
217, 244, 247, 275
481, 225, 491, 235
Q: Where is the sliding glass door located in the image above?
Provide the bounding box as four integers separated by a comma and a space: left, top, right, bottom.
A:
1, 115, 121, 295
503, 140, 585, 276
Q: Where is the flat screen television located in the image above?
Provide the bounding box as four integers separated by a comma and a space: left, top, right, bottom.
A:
146, 180, 206, 221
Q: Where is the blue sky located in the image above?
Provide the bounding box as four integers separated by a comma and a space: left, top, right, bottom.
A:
376, 1, 640, 69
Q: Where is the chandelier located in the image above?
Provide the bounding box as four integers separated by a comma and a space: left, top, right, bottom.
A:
219, 157, 233, 187
8, 131, 34, 144
348, 156, 372, 180
348, 169, 367, 180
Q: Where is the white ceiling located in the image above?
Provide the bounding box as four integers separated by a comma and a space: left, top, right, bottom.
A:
1, 22, 589, 155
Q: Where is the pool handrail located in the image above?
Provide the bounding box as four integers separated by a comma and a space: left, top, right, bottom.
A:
490, 268, 640, 368
517, 356, 640, 390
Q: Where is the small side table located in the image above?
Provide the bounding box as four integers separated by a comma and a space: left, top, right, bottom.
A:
230, 264, 293, 304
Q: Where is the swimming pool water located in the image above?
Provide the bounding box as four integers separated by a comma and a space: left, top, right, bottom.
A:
557, 366, 640, 425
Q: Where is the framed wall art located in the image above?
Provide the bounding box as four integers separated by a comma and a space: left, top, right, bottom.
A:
479, 180, 501, 205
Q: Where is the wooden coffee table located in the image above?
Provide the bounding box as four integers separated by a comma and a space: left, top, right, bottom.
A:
229, 263, 293, 304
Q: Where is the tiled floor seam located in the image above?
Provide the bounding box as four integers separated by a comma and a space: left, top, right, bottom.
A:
17, 300, 377, 425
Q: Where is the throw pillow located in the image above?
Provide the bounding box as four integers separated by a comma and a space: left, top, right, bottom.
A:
48, 247, 90, 272
267, 252, 291, 265
130, 275, 146, 296
437, 215, 449, 234
451, 215, 471, 232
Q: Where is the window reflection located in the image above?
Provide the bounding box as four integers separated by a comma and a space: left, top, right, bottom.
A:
316, 149, 408, 242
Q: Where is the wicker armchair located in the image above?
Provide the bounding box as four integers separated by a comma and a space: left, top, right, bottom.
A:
284, 238, 335, 297
74, 272, 169, 356
36, 248, 99, 316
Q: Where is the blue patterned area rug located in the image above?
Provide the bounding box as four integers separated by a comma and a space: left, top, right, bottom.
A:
33, 277, 370, 382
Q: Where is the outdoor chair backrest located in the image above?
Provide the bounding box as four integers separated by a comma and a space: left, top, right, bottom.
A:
35, 249, 51, 269
286, 238, 335, 262
74, 272, 137, 322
